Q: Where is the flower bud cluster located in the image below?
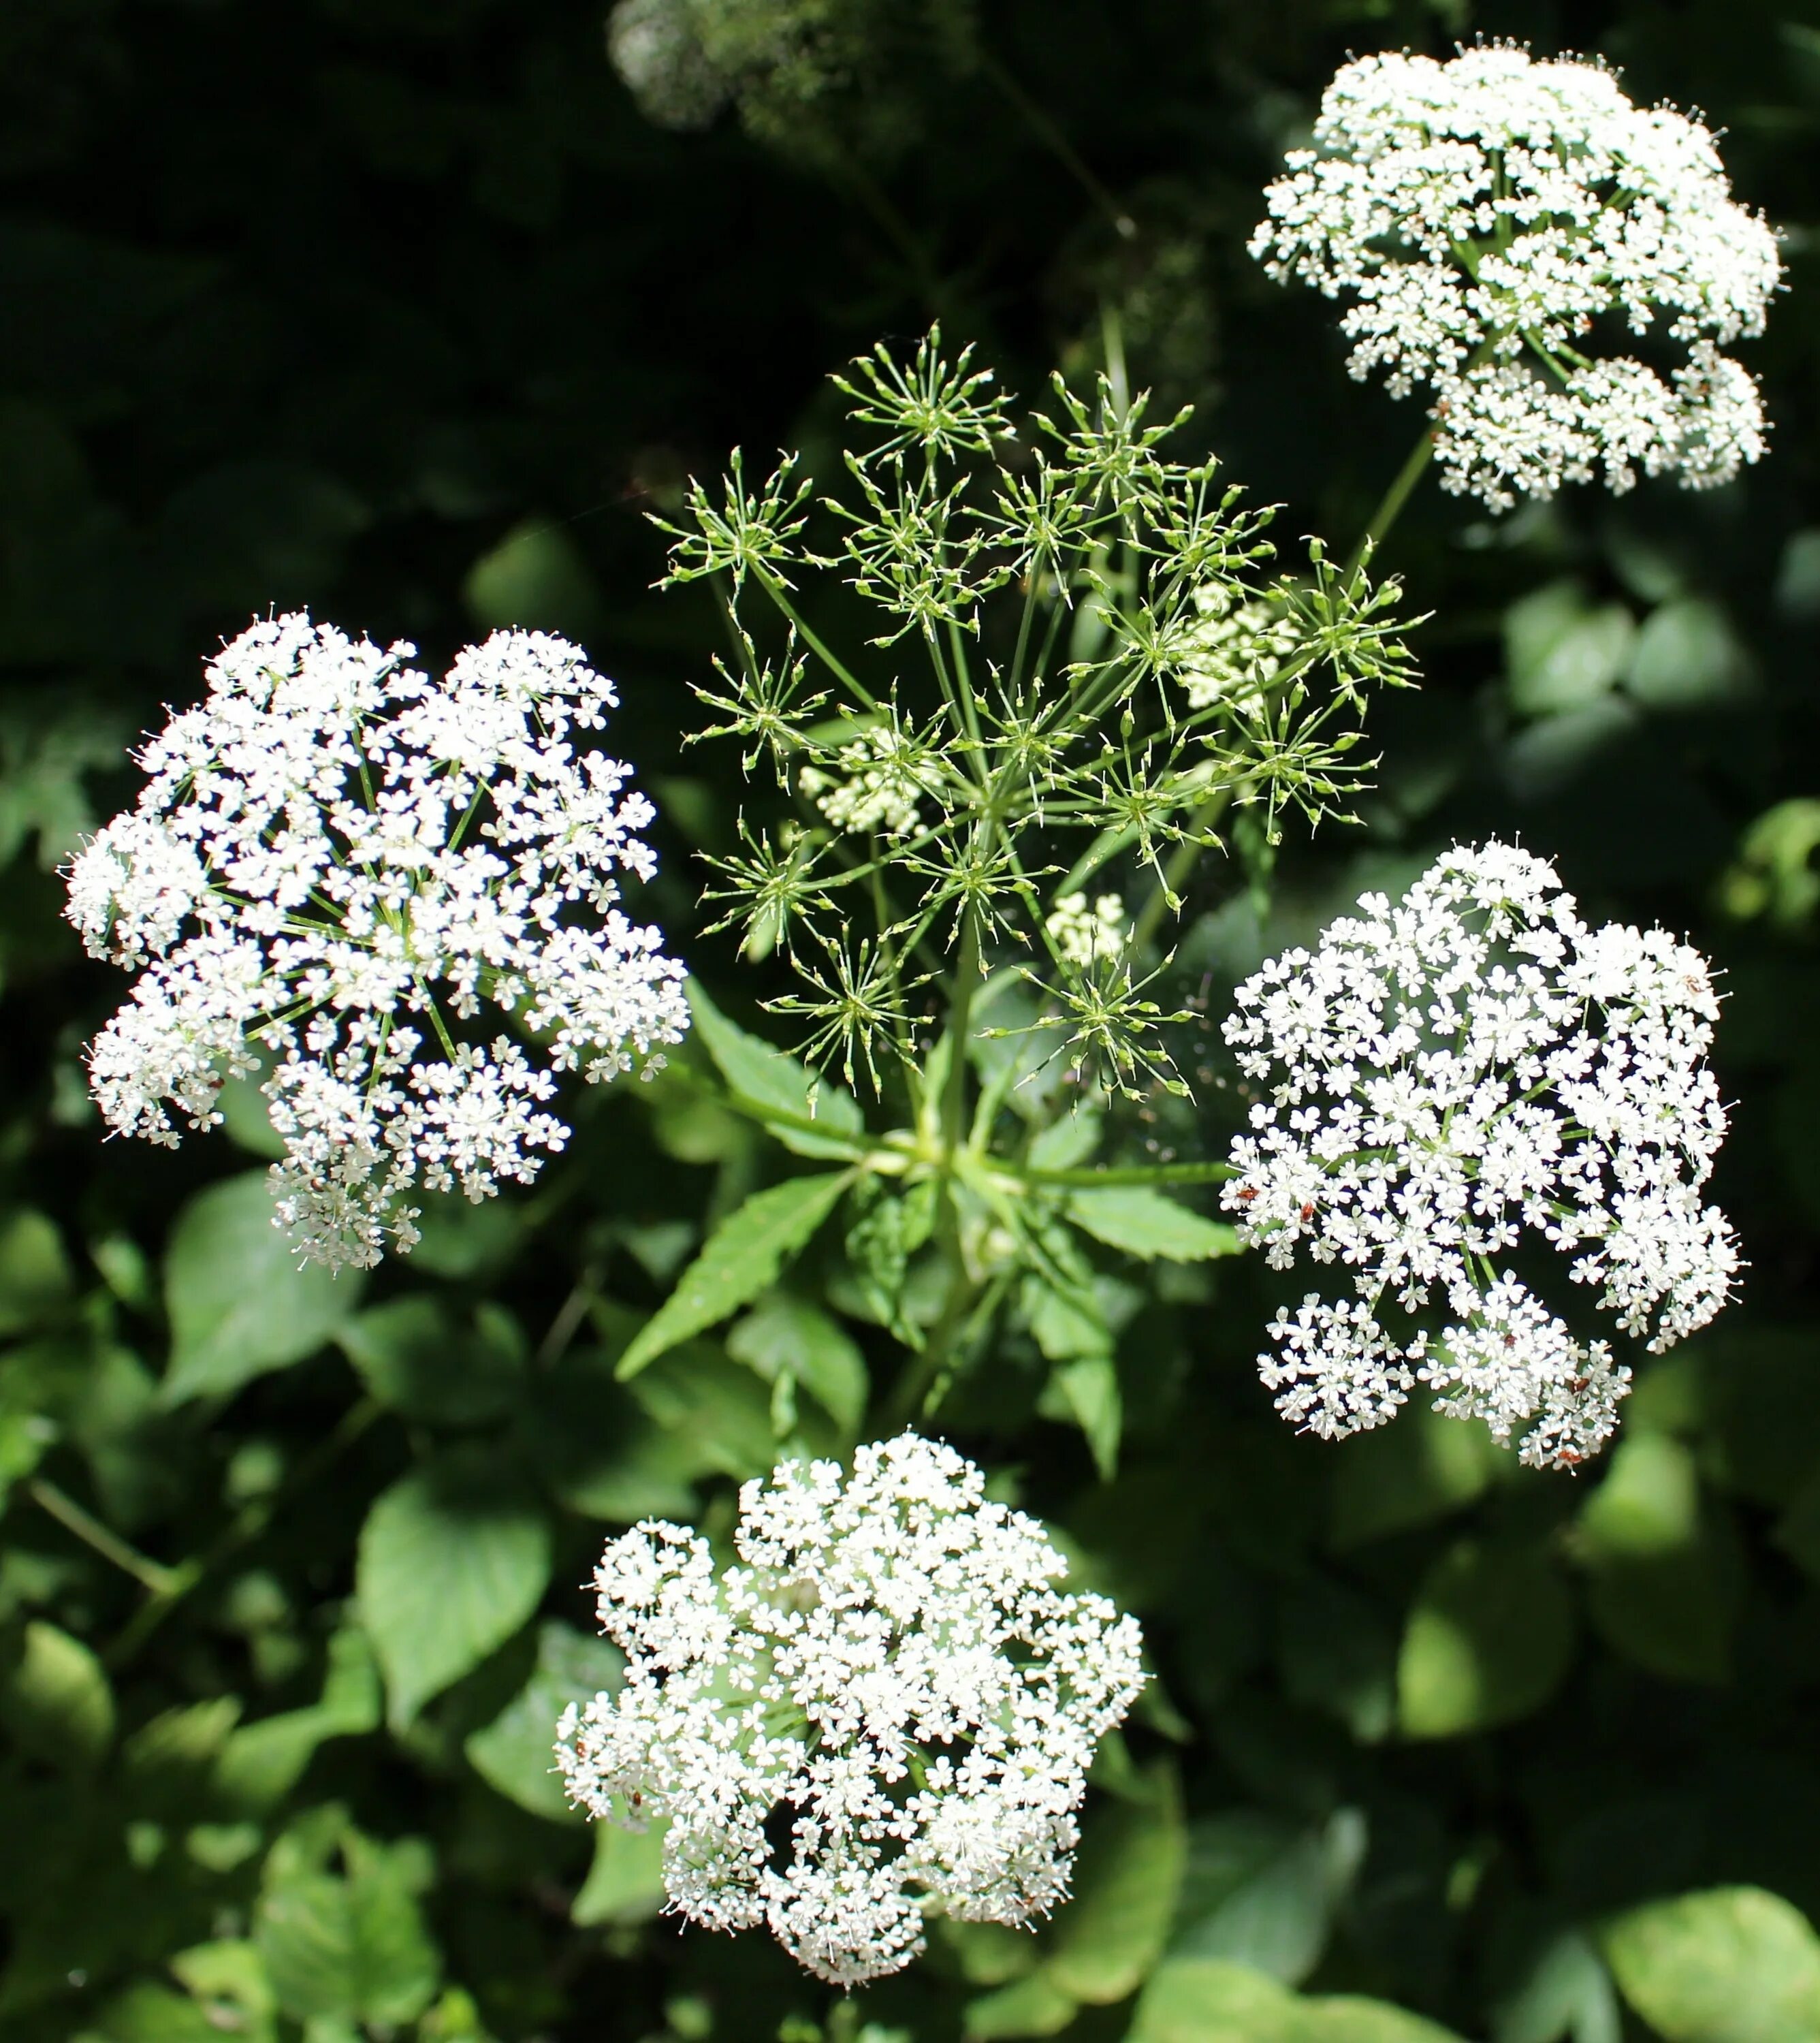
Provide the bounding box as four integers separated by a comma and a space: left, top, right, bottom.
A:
66, 614, 688, 1269
1252, 45, 1781, 509
1221, 842, 1738, 1466
556, 1433, 1145, 1986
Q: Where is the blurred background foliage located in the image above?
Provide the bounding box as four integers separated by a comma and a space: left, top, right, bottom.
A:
1, 1, 1819, 2040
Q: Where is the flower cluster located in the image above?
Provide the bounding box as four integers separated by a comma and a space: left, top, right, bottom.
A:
673, 328, 1416, 1098
1252, 44, 1781, 509
66, 614, 688, 1269
1221, 842, 1738, 1466
555, 1433, 1145, 1986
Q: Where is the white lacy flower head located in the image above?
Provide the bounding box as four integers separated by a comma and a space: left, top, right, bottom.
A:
555, 1433, 1145, 1987
1222, 841, 1739, 1468
798, 719, 940, 839
66, 613, 690, 1270
1251, 44, 1782, 510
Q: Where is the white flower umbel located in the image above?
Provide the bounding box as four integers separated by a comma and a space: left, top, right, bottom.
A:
1251, 45, 1782, 509
556, 1434, 1145, 1987
67, 613, 689, 1269
1222, 842, 1738, 1466
1044, 890, 1128, 969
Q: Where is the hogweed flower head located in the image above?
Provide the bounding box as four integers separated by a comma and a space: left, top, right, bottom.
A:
66, 614, 688, 1269
1221, 842, 1738, 1467
555, 1432, 1145, 1986
1252, 44, 1782, 510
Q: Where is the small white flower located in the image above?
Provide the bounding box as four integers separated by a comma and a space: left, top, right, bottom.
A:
1045, 890, 1128, 968
1252, 44, 1782, 509
65, 613, 690, 1269
556, 1433, 1145, 1987
1165, 585, 1302, 710
1222, 841, 1738, 1467
799, 721, 940, 838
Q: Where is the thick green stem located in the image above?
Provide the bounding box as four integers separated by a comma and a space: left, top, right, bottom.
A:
1344, 428, 1437, 586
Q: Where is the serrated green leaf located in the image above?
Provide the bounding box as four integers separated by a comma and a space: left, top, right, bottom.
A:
163, 1174, 360, 1403
1397, 1539, 1574, 1739
726, 1290, 869, 1433
355, 1447, 553, 1728
687, 979, 864, 1156
1603, 1887, 1820, 2043
617, 1172, 853, 1379
1064, 1185, 1239, 1262
465, 1621, 624, 1822
1051, 1355, 1121, 1480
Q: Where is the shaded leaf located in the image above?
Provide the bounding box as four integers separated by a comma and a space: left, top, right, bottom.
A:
1398, 1539, 1574, 1739
686, 979, 864, 1157
355, 1448, 553, 1728
466, 1621, 624, 1822
163, 1175, 360, 1403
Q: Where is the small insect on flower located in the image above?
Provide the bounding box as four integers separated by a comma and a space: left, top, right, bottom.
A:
64, 613, 690, 1270
556, 1433, 1145, 1988
1222, 841, 1739, 1467
1252, 44, 1783, 511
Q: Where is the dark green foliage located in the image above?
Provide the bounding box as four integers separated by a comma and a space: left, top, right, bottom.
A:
2, 1, 1819, 2039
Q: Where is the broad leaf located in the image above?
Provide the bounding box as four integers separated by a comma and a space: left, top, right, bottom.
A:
1397, 1539, 1574, 1739
0, 1619, 113, 1773
337, 1295, 526, 1426
616, 1171, 853, 1379
163, 1173, 360, 1402
1603, 1887, 1820, 2043
355, 1447, 553, 1728
1046, 1764, 1185, 2003
1577, 1434, 1737, 1684
571, 1819, 667, 1926
466, 1621, 624, 1822
687, 979, 864, 1157
1064, 1185, 1239, 1262
727, 1290, 869, 1433
257, 1834, 440, 2027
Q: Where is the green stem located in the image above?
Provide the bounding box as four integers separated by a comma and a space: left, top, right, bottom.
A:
28, 1479, 182, 1596
1344, 428, 1437, 586
1018, 1158, 1236, 1188
759, 576, 880, 711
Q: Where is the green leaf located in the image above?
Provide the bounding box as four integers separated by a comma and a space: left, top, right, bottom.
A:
0, 1618, 114, 1773
686, 979, 864, 1157
1491, 1930, 1620, 2043
465, 1621, 624, 1822
1051, 1355, 1122, 1481
257, 1835, 441, 2027
82, 1984, 223, 2043
215, 1628, 380, 1814
1397, 1539, 1574, 1739
616, 1171, 854, 1380
170, 1940, 278, 2043
963, 1970, 1081, 2040
464, 517, 601, 638
1603, 1887, 1820, 2043
1625, 596, 1753, 712
355, 1447, 554, 1728
337, 1295, 526, 1426
1303, 1997, 1470, 2042
1127, 1957, 1300, 2043
0, 1206, 73, 1334
727, 1290, 869, 1434
571, 1819, 667, 1926
1330, 1403, 1501, 1549
1064, 1185, 1240, 1262
163, 1174, 361, 1403
1046, 1764, 1185, 2003
1576, 1434, 1738, 1684
1173, 1809, 1364, 1986
1505, 580, 1635, 716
